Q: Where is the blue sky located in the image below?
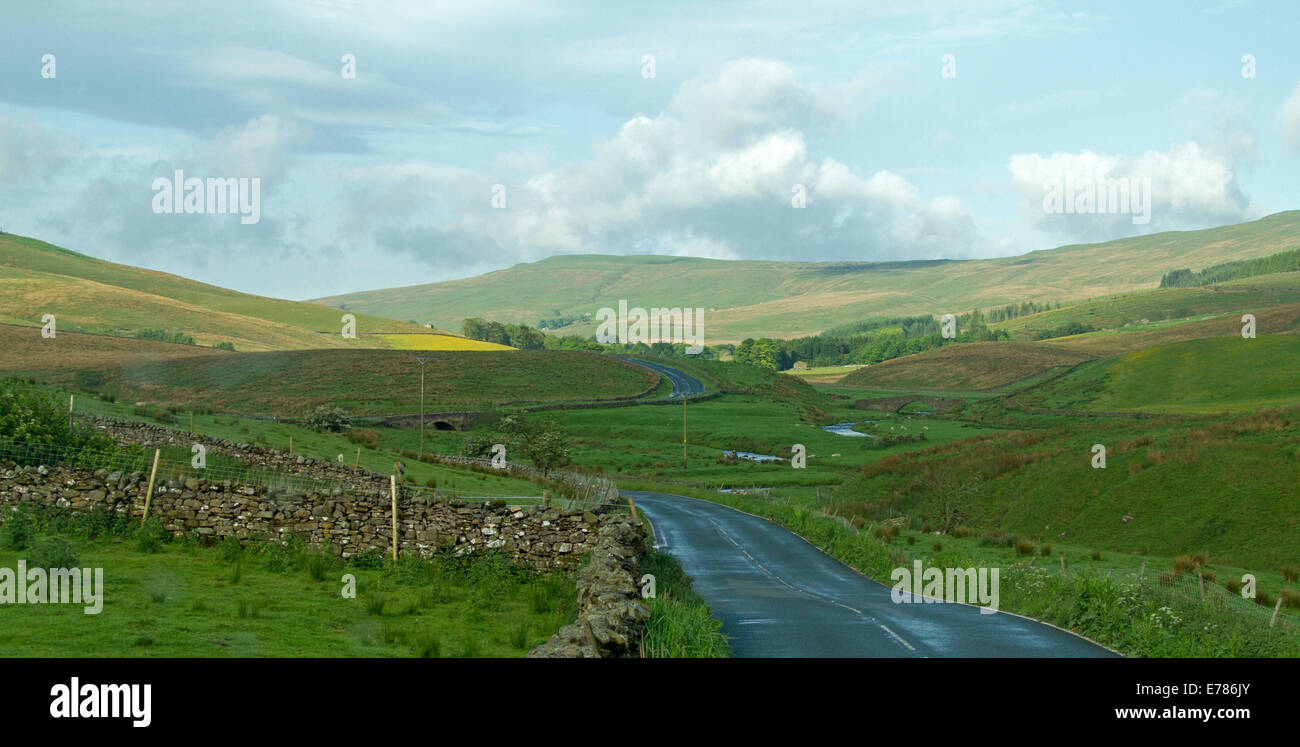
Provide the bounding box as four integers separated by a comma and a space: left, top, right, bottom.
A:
2, 0, 1298, 300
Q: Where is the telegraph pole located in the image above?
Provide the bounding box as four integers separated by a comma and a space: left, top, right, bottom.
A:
682, 391, 687, 468
411, 356, 431, 458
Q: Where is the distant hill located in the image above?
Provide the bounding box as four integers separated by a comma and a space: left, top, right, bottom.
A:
314, 211, 1300, 343
0, 233, 428, 352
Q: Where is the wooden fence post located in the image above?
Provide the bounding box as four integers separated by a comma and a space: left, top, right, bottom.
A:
1198, 571, 1206, 600
355, 447, 360, 468
1059, 554, 1066, 577
1139, 559, 1147, 580
289, 436, 293, 455
390, 474, 398, 561
627, 495, 637, 519
1271, 598, 1283, 628
141, 449, 160, 523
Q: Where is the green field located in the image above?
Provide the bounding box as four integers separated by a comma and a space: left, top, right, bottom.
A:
1013, 335, 1300, 414
2, 342, 658, 417
0, 525, 575, 657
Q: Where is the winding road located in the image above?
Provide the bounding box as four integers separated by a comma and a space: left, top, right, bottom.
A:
614, 357, 705, 399
629, 490, 1116, 658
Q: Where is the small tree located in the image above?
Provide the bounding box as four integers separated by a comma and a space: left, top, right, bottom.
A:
499, 415, 571, 475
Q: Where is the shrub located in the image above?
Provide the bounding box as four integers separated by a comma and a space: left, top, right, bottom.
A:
1282, 565, 1299, 583
347, 428, 380, 449
1173, 553, 1207, 573
217, 536, 242, 563
1254, 590, 1275, 608
1039, 544, 1052, 557
1281, 589, 1300, 610
135, 518, 170, 554
365, 594, 386, 616
1091, 551, 1102, 561
905, 535, 915, 546
0, 379, 115, 457
1223, 578, 1243, 595
29, 535, 79, 568
952, 526, 974, 539
1014, 540, 1036, 556
305, 405, 352, 433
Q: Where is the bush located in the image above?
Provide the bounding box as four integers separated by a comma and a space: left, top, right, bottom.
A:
1039, 544, 1052, 557
1282, 565, 1299, 583
1282, 589, 1300, 610
0, 379, 115, 459
1224, 577, 1243, 595
29, 535, 79, 568
1091, 551, 1102, 561
305, 406, 352, 433
1014, 540, 1036, 556
346, 428, 380, 449
1173, 553, 1207, 573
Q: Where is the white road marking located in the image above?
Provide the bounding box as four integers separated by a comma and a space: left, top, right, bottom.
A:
706, 517, 924, 657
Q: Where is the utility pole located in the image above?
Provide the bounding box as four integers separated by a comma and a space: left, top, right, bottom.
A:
682, 391, 687, 468
411, 356, 431, 459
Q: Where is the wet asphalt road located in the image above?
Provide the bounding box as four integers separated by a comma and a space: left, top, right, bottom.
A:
613, 357, 705, 398
629, 490, 1117, 658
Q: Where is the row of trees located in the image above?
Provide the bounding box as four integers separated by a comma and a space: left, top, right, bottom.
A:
732, 309, 1010, 371
460, 318, 547, 349
1160, 248, 1300, 288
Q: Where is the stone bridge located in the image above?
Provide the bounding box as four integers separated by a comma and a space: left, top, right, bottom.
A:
375, 411, 483, 431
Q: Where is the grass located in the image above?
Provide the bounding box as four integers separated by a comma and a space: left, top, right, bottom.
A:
0, 233, 424, 351
1013, 335, 1300, 414
26, 383, 547, 499
638, 549, 730, 658
0, 341, 659, 417
0, 523, 577, 657
838, 341, 1094, 391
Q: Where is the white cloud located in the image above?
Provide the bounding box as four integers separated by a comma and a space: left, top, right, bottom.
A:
1008, 143, 1255, 241
1280, 80, 1300, 152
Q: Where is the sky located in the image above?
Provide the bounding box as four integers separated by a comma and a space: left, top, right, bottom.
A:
2, 0, 1299, 301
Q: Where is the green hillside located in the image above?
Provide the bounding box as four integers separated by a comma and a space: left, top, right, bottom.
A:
1013, 335, 1300, 414
0, 334, 659, 416
0, 233, 425, 351
314, 211, 1300, 343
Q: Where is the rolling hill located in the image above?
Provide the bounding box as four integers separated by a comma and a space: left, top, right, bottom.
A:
0, 233, 432, 352
313, 211, 1300, 343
